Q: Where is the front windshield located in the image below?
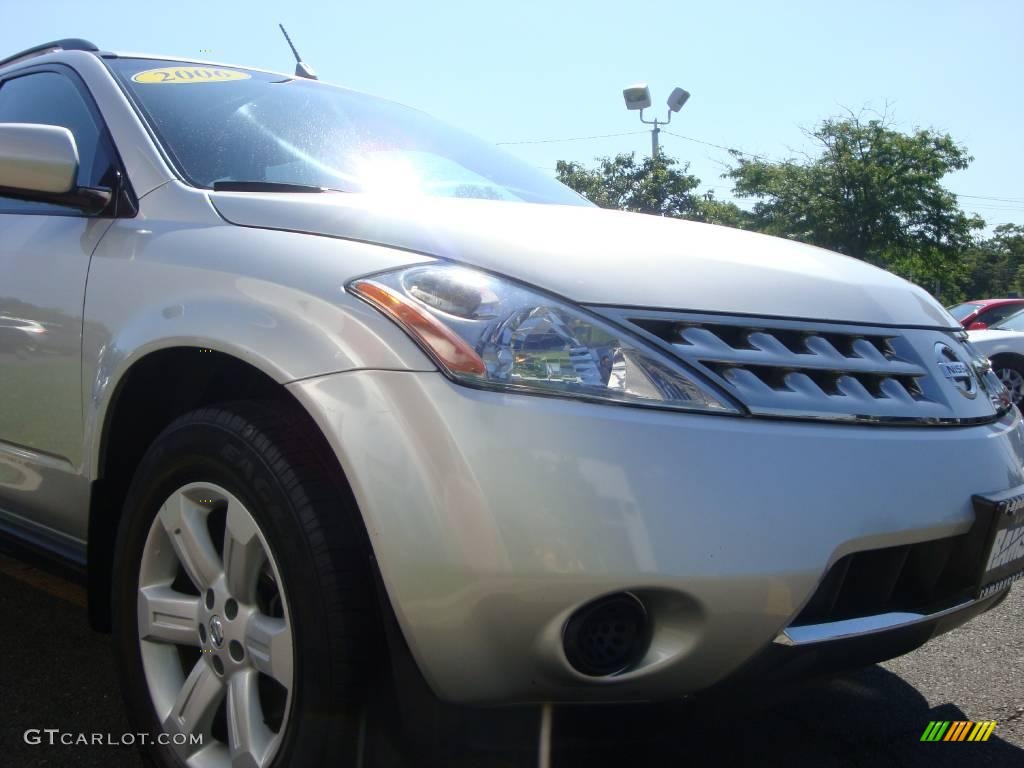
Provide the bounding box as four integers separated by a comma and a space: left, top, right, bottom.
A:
108, 59, 586, 206
992, 308, 1024, 331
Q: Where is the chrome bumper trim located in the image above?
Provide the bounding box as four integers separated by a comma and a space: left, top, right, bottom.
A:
773, 599, 978, 647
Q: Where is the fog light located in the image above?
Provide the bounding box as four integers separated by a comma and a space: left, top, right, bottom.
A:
563, 592, 650, 676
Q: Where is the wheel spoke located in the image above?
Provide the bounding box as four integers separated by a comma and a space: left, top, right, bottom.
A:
1013, 374, 1023, 403
244, 613, 293, 690
228, 668, 276, 768
163, 659, 225, 752
223, 498, 267, 603
140, 482, 294, 767
998, 368, 1024, 404
138, 585, 200, 646
160, 491, 223, 592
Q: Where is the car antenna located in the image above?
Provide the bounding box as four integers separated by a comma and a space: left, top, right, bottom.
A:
278, 24, 317, 80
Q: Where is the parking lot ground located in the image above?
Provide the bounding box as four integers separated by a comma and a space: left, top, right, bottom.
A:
0, 553, 1020, 767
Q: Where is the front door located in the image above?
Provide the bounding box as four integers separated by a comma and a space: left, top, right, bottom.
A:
0, 66, 120, 541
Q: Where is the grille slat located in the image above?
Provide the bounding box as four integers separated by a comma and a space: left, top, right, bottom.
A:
878, 377, 915, 403
677, 331, 926, 378
721, 367, 773, 394
602, 309, 1002, 424
677, 326, 737, 353
785, 371, 826, 398
803, 334, 850, 362
851, 337, 889, 364
746, 331, 792, 357
835, 374, 871, 400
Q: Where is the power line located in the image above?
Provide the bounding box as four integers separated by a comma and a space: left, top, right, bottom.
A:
954, 193, 1024, 204
661, 130, 767, 160
493, 127, 766, 157
495, 130, 647, 146
663, 133, 1024, 209
963, 206, 1024, 213
497, 129, 1023, 207
662, 133, 1024, 204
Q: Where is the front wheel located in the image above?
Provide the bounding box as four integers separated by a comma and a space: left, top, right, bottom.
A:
112, 402, 377, 768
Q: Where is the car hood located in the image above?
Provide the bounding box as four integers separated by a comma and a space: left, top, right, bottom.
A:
967, 329, 1024, 347
210, 192, 957, 328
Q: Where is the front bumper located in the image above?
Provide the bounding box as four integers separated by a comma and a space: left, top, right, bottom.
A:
288, 370, 1024, 704
720, 588, 1011, 692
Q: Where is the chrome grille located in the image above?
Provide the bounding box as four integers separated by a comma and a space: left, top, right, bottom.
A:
593, 309, 1003, 425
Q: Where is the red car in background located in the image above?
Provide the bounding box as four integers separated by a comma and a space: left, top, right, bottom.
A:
947, 298, 1024, 330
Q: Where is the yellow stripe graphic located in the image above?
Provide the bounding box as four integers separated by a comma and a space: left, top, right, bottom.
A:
980, 721, 997, 741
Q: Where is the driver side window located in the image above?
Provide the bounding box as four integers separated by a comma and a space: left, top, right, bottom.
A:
0, 70, 114, 214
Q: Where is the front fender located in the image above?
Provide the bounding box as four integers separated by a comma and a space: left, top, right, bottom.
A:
82, 182, 436, 479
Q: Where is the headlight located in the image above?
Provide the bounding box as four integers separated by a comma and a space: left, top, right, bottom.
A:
349, 263, 738, 414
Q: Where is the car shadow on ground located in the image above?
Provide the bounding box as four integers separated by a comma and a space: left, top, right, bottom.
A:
367, 665, 1023, 767
0, 562, 1018, 768
549, 665, 1022, 768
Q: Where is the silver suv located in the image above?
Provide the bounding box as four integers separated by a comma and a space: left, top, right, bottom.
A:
2, 39, 1023, 768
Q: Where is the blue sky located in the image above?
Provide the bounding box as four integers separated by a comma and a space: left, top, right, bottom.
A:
5, 0, 1023, 228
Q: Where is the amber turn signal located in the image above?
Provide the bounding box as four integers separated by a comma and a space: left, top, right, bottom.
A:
350, 279, 487, 376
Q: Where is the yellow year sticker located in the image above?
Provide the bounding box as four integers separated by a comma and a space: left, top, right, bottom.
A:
132, 67, 251, 84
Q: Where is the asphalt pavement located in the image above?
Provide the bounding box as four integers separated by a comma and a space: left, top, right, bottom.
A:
0, 553, 1020, 767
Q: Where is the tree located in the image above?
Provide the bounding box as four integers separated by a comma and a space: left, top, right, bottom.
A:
696, 190, 752, 228
725, 112, 983, 297
556, 152, 748, 225
961, 224, 1024, 299
556, 153, 702, 217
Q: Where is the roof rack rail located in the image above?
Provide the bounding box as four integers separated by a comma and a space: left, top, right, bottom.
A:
0, 38, 100, 69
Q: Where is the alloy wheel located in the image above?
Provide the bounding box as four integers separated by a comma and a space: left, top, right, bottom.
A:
137, 482, 293, 768
997, 366, 1024, 406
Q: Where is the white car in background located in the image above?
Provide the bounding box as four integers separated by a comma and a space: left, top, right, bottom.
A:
968, 309, 1024, 406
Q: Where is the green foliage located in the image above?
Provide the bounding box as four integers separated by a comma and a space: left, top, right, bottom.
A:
556, 152, 750, 226
554, 112, 1011, 303
694, 191, 751, 228
726, 112, 983, 297
960, 225, 1024, 299
555, 153, 703, 218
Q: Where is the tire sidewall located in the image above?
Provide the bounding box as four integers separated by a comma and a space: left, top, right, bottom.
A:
112, 414, 358, 768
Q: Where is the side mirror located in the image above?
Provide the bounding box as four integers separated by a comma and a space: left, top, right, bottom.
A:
0, 123, 110, 213
968, 321, 988, 331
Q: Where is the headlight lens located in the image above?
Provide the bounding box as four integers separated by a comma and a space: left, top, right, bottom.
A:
350, 263, 737, 414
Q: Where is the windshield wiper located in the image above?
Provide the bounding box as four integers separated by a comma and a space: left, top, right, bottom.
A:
212, 181, 334, 193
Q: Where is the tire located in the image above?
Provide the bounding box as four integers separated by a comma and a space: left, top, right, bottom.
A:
112, 401, 377, 768
993, 357, 1024, 407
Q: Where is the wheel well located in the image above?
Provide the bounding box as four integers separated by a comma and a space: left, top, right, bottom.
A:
88, 347, 319, 630
987, 352, 1024, 369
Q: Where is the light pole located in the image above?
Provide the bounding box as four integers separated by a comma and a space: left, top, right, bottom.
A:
622, 84, 690, 159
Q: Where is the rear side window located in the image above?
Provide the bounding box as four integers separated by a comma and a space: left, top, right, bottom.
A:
995, 309, 1024, 331
0, 70, 116, 213
979, 303, 1024, 328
